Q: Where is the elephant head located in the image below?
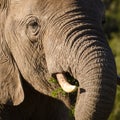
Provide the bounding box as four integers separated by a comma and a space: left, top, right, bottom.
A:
0, 0, 117, 120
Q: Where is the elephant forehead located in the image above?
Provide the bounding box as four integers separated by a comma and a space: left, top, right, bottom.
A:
10, 0, 40, 17
9, 0, 104, 23
9, 0, 75, 23
10, 0, 74, 15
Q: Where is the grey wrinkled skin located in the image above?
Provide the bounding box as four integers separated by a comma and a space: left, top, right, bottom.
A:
0, 0, 117, 120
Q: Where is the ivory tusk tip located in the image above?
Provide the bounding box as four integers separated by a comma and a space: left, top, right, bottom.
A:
62, 85, 78, 93
56, 73, 78, 93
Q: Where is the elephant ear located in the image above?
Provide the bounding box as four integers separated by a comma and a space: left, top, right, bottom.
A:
0, 40, 24, 106
0, 41, 24, 106
0, 0, 24, 106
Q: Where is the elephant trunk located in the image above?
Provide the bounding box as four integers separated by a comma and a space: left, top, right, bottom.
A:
66, 27, 117, 119
44, 7, 117, 119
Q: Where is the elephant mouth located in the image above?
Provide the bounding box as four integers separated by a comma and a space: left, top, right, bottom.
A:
55, 73, 79, 93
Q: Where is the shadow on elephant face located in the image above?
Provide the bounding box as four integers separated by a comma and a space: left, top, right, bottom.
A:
0, 79, 71, 120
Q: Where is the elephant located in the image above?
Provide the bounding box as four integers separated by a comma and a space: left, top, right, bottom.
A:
0, 0, 118, 120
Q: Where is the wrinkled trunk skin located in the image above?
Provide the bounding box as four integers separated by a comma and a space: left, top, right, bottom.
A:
46, 22, 117, 119
43, 2, 117, 119
71, 41, 116, 120
52, 16, 116, 120
65, 24, 117, 120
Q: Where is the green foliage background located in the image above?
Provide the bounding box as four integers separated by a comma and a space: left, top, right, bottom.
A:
102, 0, 120, 119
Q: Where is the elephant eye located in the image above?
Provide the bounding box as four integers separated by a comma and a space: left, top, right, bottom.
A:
26, 18, 40, 42
28, 20, 39, 33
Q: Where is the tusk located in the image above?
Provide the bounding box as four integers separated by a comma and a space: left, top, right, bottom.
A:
56, 73, 77, 93
117, 76, 120, 85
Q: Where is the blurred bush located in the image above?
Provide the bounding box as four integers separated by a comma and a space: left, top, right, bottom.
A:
103, 0, 120, 120
109, 35, 120, 120
103, 0, 120, 39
